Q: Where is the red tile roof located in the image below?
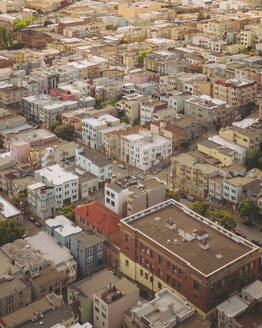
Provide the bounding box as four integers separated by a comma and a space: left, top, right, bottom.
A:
73, 201, 122, 236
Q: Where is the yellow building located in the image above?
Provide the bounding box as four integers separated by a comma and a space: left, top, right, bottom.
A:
118, 3, 163, 19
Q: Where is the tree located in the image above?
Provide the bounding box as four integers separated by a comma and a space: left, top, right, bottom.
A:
49, 120, 61, 132
57, 203, 76, 221
138, 49, 152, 66
13, 192, 27, 210
0, 219, 25, 246
166, 189, 180, 201
197, 11, 205, 21
238, 199, 259, 225
192, 201, 208, 216
208, 209, 236, 231
54, 125, 74, 141
120, 115, 129, 124
134, 118, 140, 126
181, 141, 191, 150
246, 151, 262, 170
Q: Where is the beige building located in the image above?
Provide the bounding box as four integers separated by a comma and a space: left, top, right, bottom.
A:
170, 153, 218, 199
0, 87, 29, 106
118, 3, 162, 18
213, 79, 257, 110
117, 94, 142, 125
0, 278, 31, 317
219, 126, 261, 151
93, 277, 139, 328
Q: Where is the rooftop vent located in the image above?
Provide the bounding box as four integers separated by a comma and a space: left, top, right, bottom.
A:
155, 217, 161, 223
216, 253, 223, 259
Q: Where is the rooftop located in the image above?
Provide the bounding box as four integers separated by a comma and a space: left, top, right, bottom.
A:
122, 200, 258, 277
217, 295, 248, 318
71, 230, 104, 249
46, 215, 82, 237
36, 164, 78, 185
77, 148, 112, 168
0, 195, 21, 219
0, 278, 27, 299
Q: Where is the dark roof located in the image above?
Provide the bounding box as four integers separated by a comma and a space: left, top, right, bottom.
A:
78, 149, 112, 168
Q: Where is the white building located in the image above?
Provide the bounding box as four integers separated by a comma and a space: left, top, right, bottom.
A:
82, 114, 121, 150
121, 130, 172, 171
75, 148, 112, 186
35, 164, 79, 209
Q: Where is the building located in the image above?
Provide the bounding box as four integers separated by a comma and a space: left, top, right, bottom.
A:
68, 270, 119, 324
105, 177, 166, 217
117, 94, 142, 125
0, 278, 31, 317
74, 201, 122, 270
170, 153, 219, 199
75, 148, 112, 186
119, 199, 261, 316
0, 195, 22, 223
184, 95, 232, 126
121, 130, 172, 171
140, 99, 169, 126
93, 277, 139, 328
217, 280, 262, 328
26, 231, 77, 289
71, 230, 104, 277
27, 182, 56, 220
0, 87, 29, 106
219, 125, 261, 152
150, 121, 184, 152
124, 288, 210, 328
46, 215, 82, 248
35, 164, 79, 209
213, 79, 256, 111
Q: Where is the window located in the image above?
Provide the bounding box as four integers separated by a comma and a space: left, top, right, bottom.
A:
158, 282, 162, 289
125, 259, 129, 267
145, 272, 148, 280
167, 274, 171, 283
140, 269, 143, 276
158, 269, 163, 277
194, 280, 199, 290
125, 234, 129, 243
173, 279, 176, 287
158, 255, 162, 264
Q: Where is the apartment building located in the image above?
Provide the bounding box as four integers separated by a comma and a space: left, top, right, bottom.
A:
71, 230, 104, 277
0, 195, 22, 223
0, 279, 31, 317
0, 87, 29, 106
219, 125, 261, 151
27, 182, 56, 220
21, 95, 52, 122
184, 95, 232, 126
124, 288, 210, 328
93, 278, 139, 328
120, 199, 261, 316
82, 114, 121, 150
217, 280, 262, 328
35, 164, 79, 209
105, 177, 166, 217
140, 99, 168, 126
170, 153, 218, 199
121, 130, 172, 171
68, 270, 120, 324
117, 94, 142, 125
39, 100, 78, 128
213, 79, 257, 111
75, 148, 112, 186
46, 215, 82, 248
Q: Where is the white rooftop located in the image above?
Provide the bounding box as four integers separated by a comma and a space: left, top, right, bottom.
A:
36, 164, 78, 186
242, 280, 262, 301
26, 231, 74, 266
28, 182, 46, 191
46, 215, 82, 237
217, 295, 248, 318
232, 118, 258, 129
0, 195, 21, 219
208, 135, 247, 155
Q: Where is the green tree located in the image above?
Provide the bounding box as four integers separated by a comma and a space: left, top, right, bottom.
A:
134, 118, 140, 126
238, 199, 259, 225
57, 203, 76, 221
120, 115, 129, 123
106, 24, 117, 31
54, 125, 74, 141
14, 17, 35, 31
0, 219, 25, 246
166, 189, 180, 201
208, 209, 236, 231
246, 151, 262, 170
192, 201, 208, 216
49, 120, 61, 132
13, 192, 26, 210
181, 141, 191, 150
138, 49, 152, 66
197, 11, 205, 21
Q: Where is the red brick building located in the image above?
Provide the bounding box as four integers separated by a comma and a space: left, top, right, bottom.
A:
74, 201, 122, 270
119, 199, 261, 317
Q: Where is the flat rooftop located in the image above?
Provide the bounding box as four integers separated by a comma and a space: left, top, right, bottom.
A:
122, 200, 257, 276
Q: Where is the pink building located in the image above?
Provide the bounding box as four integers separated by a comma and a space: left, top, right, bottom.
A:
10, 141, 30, 163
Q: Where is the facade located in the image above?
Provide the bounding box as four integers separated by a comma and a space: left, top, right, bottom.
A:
214, 79, 256, 110
35, 164, 79, 209
105, 177, 166, 217
140, 99, 168, 126
46, 215, 82, 248
71, 230, 104, 277
68, 270, 119, 324
121, 130, 172, 171
0, 87, 29, 106
93, 278, 139, 328
0, 279, 31, 317
75, 148, 112, 186
27, 182, 56, 220
119, 199, 261, 316
0, 195, 22, 223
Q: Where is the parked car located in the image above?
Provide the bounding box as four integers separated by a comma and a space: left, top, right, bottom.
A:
235, 229, 246, 239
29, 217, 35, 223
118, 164, 125, 169
34, 221, 41, 227
251, 240, 262, 247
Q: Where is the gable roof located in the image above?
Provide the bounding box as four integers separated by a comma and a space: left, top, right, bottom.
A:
73, 201, 122, 236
